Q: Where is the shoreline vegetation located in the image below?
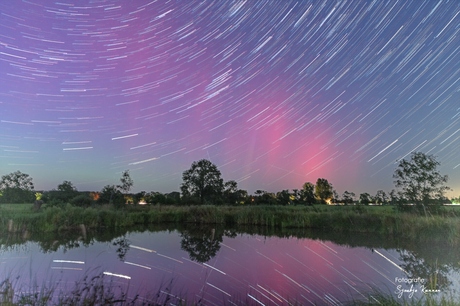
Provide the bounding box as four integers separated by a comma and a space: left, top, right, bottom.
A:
1, 203, 460, 246
1, 204, 460, 305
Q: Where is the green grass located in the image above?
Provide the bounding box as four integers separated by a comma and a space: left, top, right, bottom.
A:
1, 203, 460, 245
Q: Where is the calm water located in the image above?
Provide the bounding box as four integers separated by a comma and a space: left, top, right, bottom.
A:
1, 225, 459, 305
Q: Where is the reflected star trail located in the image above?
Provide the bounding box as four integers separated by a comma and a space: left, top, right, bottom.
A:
0, 1, 458, 196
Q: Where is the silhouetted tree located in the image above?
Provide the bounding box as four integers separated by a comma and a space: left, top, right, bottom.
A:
342, 191, 355, 205
315, 178, 333, 204
146, 191, 167, 205
291, 189, 302, 205
118, 170, 133, 195
166, 191, 181, 205
394, 152, 450, 214
98, 185, 124, 207
276, 190, 292, 205
41, 181, 80, 206
332, 190, 340, 204
389, 189, 399, 205
181, 159, 224, 204
374, 190, 388, 205
235, 189, 248, 205
359, 192, 371, 205
223, 180, 239, 204
253, 190, 277, 205
301, 182, 315, 205
0, 171, 35, 203
58, 180, 79, 201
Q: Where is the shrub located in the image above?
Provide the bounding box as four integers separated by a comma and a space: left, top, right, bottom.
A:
70, 194, 93, 207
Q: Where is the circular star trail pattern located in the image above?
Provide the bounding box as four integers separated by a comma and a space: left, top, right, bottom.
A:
0, 1, 459, 196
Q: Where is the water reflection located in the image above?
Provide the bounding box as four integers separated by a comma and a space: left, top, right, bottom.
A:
397, 248, 452, 292
1, 224, 459, 303
179, 226, 237, 263
112, 236, 130, 261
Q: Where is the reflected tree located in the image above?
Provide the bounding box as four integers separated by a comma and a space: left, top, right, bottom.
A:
180, 228, 221, 263
112, 236, 130, 261
179, 226, 236, 263
397, 249, 452, 291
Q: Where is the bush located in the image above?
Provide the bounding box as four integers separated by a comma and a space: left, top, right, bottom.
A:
70, 194, 93, 207
98, 185, 125, 208
42, 189, 79, 204
44, 198, 66, 208
0, 188, 35, 203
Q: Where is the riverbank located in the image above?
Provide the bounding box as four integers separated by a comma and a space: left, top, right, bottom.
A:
1, 204, 460, 244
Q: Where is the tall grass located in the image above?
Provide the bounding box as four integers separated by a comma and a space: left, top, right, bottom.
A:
1, 204, 459, 245
0, 274, 188, 306
2, 275, 459, 306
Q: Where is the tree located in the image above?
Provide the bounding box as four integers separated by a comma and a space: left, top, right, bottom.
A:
223, 180, 238, 204
342, 191, 355, 205
276, 190, 292, 205
253, 190, 277, 205
57, 180, 79, 201
389, 189, 399, 205
42, 180, 79, 205
58, 180, 77, 193
393, 152, 450, 213
301, 182, 315, 205
0, 171, 35, 203
118, 170, 133, 195
359, 193, 371, 205
181, 159, 224, 204
315, 178, 333, 204
291, 189, 302, 205
332, 190, 340, 204
98, 185, 124, 207
374, 190, 388, 205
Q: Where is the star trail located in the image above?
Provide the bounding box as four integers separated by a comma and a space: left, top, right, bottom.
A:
0, 0, 458, 197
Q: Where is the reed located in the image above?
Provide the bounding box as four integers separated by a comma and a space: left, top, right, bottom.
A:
1, 204, 459, 245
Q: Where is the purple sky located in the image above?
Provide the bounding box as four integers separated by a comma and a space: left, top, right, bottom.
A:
0, 1, 459, 197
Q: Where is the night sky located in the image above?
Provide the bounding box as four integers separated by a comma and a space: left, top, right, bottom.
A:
0, 1, 459, 197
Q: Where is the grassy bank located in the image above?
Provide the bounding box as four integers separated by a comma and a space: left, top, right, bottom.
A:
1, 204, 459, 245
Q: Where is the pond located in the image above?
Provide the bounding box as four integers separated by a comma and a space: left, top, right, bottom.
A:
1, 225, 459, 305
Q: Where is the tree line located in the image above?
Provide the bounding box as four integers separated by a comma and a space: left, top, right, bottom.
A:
0, 152, 454, 212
